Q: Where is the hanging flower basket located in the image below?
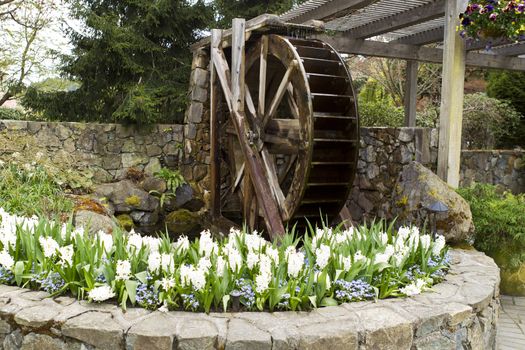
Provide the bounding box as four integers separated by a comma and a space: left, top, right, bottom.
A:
458, 1, 525, 42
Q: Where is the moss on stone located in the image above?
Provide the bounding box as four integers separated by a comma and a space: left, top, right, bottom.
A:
165, 209, 201, 234
125, 195, 141, 207
117, 214, 134, 231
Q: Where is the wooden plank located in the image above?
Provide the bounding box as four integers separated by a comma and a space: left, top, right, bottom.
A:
286, 0, 376, 24
404, 60, 418, 127
392, 26, 444, 45
492, 42, 525, 56
231, 18, 245, 113
313, 34, 525, 71
210, 32, 285, 238
210, 29, 221, 219
258, 35, 268, 118
261, 149, 288, 220
347, 0, 445, 39
339, 205, 355, 229
265, 118, 301, 140
437, 0, 466, 187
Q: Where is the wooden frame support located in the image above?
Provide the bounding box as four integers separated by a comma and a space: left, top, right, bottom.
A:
437, 0, 467, 187
404, 60, 418, 127
210, 20, 286, 238
210, 30, 221, 219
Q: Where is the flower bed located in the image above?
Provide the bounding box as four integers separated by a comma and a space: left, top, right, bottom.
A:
0, 208, 449, 313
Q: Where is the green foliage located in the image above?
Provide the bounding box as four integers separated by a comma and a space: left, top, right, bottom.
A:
462, 93, 522, 149
358, 78, 404, 127
0, 211, 450, 312
23, 0, 213, 124
0, 107, 28, 121
0, 162, 73, 217
154, 168, 186, 193
457, 184, 525, 270
487, 70, 525, 147
214, 0, 298, 28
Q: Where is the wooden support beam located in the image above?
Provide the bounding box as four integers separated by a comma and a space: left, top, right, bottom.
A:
393, 26, 444, 45
210, 29, 221, 219
347, 0, 445, 39
437, 0, 466, 188
231, 19, 245, 113
404, 61, 418, 127
313, 34, 525, 71
492, 43, 525, 56
287, 0, 376, 24
210, 24, 286, 238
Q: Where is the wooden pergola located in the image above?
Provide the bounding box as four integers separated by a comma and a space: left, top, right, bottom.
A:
280, 0, 525, 188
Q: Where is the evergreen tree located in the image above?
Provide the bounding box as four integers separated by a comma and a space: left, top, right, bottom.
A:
214, 0, 297, 28
34, 0, 213, 123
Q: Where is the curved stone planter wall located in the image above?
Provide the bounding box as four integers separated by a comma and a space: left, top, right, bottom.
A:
0, 249, 499, 350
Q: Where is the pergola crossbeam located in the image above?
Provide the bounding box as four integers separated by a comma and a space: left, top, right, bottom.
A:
392, 26, 444, 45
283, 0, 376, 24
347, 0, 445, 39
313, 34, 525, 71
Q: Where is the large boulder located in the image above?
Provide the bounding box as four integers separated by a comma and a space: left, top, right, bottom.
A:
164, 183, 194, 211
94, 180, 159, 213
391, 162, 475, 243
73, 210, 117, 235
165, 209, 202, 235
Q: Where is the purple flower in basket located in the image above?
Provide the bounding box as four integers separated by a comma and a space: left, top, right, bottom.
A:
489, 12, 498, 21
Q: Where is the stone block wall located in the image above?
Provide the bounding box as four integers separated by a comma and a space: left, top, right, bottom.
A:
0, 120, 185, 183
349, 127, 525, 221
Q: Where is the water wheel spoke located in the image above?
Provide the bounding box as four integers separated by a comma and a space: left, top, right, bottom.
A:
258, 35, 268, 119
263, 62, 296, 127
261, 148, 288, 220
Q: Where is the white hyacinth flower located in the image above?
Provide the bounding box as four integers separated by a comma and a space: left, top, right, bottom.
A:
116, 260, 131, 281
58, 245, 74, 266
315, 244, 331, 270
342, 256, 352, 271
287, 250, 304, 278
432, 235, 446, 256
148, 251, 161, 272
0, 250, 14, 269
127, 230, 143, 251
420, 235, 431, 252
39, 236, 59, 258
175, 235, 190, 252
216, 256, 226, 277
198, 257, 212, 272
198, 230, 217, 257
255, 272, 271, 293
143, 236, 160, 252
266, 246, 279, 265
227, 248, 242, 273
160, 277, 176, 291
160, 253, 174, 272
400, 279, 427, 296
89, 285, 115, 302
246, 251, 260, 270
97, 231, 113, 253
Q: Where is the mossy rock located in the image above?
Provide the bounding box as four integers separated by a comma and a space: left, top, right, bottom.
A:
165, 209, 201, 234
117, 214, 134, 231
491, 250, 525, 296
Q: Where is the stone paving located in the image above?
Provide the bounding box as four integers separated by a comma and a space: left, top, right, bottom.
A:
498, 295, 525, 350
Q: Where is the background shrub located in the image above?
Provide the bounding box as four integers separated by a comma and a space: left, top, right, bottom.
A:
457, 184, 525, 271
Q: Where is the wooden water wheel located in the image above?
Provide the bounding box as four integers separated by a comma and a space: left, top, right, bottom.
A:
206, 16, 359, 238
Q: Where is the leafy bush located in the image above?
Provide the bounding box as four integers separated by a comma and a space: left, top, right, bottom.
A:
0, 162, 73, 218
358, 101, 405, 127
0, 107, 28, 121
154, 168, 186, 193
0, 211, 449, 312
457, 184, 525, 270
462, 93, 522, 149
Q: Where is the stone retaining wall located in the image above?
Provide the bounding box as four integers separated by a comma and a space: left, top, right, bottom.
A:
349, 127, 525, 221
0, 120, 186, 183
0, 249, 499, 349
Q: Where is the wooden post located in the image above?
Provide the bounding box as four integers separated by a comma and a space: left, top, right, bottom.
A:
210, 29, 221, 219
437, 0, 466, 187
404, 60, 418, 127
231, 19, 245, 113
